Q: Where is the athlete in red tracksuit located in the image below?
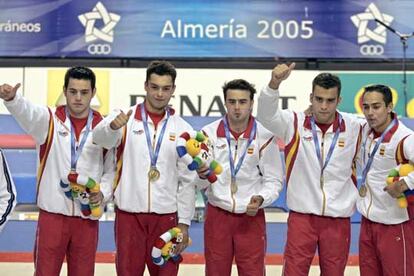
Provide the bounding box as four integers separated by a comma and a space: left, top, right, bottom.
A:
257, 63, 362, 275
0, 67, 115, 276
357, 84, 414, 276
197, 79, 283, 276
93, 60, 196, 276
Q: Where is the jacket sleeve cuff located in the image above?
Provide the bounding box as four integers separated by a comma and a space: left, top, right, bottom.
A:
178, 218, 191, 226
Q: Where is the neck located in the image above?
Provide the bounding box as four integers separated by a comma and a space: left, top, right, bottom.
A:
228, 118, 249, 133
374, 116, 393, 134
69, 109, 90, 119
144, 101, 165, 115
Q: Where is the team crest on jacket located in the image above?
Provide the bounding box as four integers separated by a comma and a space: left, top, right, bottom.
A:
169, 133, 176, 141
338, 138, 345, 147
379, 145, 386, 156
247, 147, 254, 154
58, 130, 69, 137
133, 129, 144, 135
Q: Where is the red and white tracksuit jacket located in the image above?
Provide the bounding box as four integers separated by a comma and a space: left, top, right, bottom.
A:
0, 148, 16, 232
357, 119, 414, 224
93, 103, 196, 225
199, 117, 283, 213
257, 86, 362, 217
4, 93, 115, 219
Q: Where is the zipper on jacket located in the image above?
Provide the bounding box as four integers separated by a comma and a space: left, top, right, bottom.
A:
148, 124, 158, 213
320, 134, 327, 216
231, 141, 238, 213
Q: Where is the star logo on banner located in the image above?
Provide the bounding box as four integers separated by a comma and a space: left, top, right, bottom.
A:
350, 3, 393, 44
78, 2, 121, 43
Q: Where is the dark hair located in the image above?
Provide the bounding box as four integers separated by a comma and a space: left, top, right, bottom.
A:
312, 73, 341, 97
146, 60, 177, 84
222, 79, 256, 100
64, 66, 96, 90
363, 84, 393, 106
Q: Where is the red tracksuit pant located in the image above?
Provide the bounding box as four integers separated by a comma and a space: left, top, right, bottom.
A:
115, 209, 179, 276
359, 216, 414, 276
282, 211, 350, 276
34, 209, 99, 276
204, 204, 266, 276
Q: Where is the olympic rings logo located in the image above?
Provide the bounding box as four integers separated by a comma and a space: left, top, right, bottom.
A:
87, 44, 111, 55
359, 44, 384, 56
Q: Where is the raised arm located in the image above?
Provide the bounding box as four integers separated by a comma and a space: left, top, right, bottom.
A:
1, 83, 50, 144
92, 109, 132, 149
257, 63, 296, 142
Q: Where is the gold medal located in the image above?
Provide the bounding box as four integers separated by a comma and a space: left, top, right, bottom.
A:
359, 185, 367, 197
231, 177, 238, 194
148, 167, 160, 182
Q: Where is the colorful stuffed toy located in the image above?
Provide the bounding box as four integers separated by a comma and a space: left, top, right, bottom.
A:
151, 227, 192, 266
60, 172, 102, 218
386, 163, 414, 208
176, 131, 222, 183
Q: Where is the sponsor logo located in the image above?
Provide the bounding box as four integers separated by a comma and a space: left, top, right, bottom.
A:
78, 2, 120, 56
379, 146, 385, 156
169, 133, 176, 141
303, 136, 313, 142
133, 129, 144, 135
58, 131, 69, 137
350, 3, 393, 56
217, 144, 226, 149
247, 147, 254, 154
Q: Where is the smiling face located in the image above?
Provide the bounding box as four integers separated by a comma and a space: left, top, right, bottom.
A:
64, 78, 95, 118
144, 73, 175, 114
310, 85, 341, 124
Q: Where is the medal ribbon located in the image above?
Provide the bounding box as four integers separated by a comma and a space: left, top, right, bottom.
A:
67, 108, 93, 171
223, 116, 257, 182
359, 118, 397, 188
140, 104, 170, 169
310, 114, 342, 174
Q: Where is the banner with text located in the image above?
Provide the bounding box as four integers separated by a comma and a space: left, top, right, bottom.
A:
1, 0, 414, 58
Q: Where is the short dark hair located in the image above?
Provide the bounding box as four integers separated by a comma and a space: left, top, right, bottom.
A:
363, 84, 393, 106
312, 73, 341, 97
64, 66, 96, 90
222, 79, 256, 100
146, 60, 177, 84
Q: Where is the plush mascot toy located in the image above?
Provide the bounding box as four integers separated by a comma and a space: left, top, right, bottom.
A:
176, 131, 222, 183
386, 163, 414, 208
60, 172, 102, 218
151, 227, 192, 266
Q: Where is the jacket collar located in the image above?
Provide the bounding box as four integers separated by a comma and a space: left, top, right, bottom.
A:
216, 115, 256, 139
134, 102, 175, 121
303, 111, 346, 133
55, 105, 102, 128
368, 112, 399, 143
